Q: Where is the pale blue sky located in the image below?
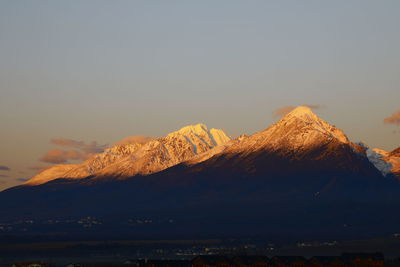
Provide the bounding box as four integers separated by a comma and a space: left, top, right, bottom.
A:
0, 0, 399, 189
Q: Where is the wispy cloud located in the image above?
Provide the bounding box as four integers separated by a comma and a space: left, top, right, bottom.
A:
51, 138, 108, 154
28, 165, 52, 173
0, 165, 10, 171
39, 138, 109, 164
273, 105, 323, 118
384, 110, 400, 126
40, 149, 86, 164
0, 174, 9, 178
16, 178, 29, 182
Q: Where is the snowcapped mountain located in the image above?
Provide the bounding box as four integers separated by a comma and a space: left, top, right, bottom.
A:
225, 105, 355, 153
93, 124, 230, 180
25, 123, 230, 185
2, 106, 399, 240
189, 106, 370, 177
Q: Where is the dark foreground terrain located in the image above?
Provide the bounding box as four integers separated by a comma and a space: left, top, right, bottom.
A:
2, 236, 400, 266
3, 254, 400, 267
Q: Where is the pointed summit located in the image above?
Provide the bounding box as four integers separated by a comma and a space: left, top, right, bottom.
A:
280, 105, 321, 124
285, 105, 317, 117
172, 123, 209, 137
288, 105, 314, 114
223, 106, 351, 156
272, 105, 349, 145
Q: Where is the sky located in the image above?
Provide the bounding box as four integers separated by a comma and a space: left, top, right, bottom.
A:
0, 0, 399, 190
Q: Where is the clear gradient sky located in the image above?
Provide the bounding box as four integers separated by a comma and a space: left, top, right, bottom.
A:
0, 0, 399, 190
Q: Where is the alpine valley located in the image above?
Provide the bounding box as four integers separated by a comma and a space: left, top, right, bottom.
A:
1, 106, 400, 241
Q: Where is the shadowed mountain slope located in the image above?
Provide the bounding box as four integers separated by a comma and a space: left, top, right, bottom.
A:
1, 107, 399, 240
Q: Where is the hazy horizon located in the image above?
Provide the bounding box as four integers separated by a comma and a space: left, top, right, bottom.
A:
1, 0, 399, 190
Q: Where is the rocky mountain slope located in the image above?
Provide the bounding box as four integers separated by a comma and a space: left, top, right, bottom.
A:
179, 106, 374, 180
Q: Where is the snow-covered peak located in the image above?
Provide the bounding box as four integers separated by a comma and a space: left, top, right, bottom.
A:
279, 106, 321, 126
284, 105, 318, 119
273, 106, 349, 145
221, 106, 353, 157
167, 123, 230, 147
174, 123, 209, 136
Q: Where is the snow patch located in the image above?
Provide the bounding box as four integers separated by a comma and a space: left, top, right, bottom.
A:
366, 148, 393, 176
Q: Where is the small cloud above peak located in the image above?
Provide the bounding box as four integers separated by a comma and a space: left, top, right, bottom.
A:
113, 135, 154, 146
0, 165, 10, 171
384, 110, 400, 126
51, 138, 84, 147
273, 105, 323, 118
51, 138, 108, 154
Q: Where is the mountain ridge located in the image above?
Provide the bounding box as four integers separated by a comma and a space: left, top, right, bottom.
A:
25, 123, 231, 185
1, 106, 399, 240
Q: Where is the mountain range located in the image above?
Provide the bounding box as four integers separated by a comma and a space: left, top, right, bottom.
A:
1, 106, 400, 241
25, 124, 230, 185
